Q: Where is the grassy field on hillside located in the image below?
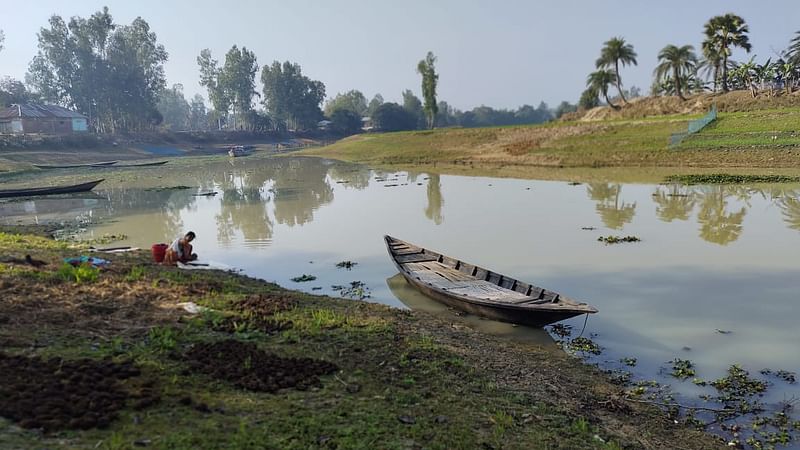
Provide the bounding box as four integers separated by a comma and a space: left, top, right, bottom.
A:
302, 106, 800, 174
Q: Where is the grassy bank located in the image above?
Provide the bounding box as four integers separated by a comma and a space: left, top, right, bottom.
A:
0, 229, 724, 449
301, 105, 800, 176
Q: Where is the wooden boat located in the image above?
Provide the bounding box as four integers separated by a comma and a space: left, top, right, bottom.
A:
227, 145, 253, 157
0, 179, 104, 199
117, 160, 169, 167
33, 161, 118, 169
384, 236, 597, 327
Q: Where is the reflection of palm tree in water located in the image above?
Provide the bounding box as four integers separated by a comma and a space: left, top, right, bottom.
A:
652, 185, 696, 222
424, 174, 444, 225
696, 186, 747, 245
777, 191, 800, 231
587, 183, 636, 229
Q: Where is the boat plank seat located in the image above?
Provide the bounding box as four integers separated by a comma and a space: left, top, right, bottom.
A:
404, 261, 476, 283
395, 253, 441, 263
404, 261, 537, 303
445, 282, 531, 302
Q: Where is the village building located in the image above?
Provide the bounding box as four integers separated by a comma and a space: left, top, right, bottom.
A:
0, 104, 89, 134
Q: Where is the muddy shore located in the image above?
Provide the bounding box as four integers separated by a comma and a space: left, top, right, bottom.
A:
0, 226, 726, 449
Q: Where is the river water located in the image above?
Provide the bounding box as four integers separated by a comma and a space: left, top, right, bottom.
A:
2, 155, 799, 441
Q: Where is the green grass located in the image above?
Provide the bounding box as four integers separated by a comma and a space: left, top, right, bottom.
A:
303, 107, 800, 172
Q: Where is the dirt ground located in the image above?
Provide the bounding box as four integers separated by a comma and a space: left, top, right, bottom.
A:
0, 229, 726, 449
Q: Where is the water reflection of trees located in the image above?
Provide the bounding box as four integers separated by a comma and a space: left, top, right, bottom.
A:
650, 184, 800, 245
101, 188, 196, 241
327, 162, 371, 190
587, 183, 636, 229
696, 186, 747, 245
271, 158, 334, 226
652, 185, 696, 222
214, 177, 272, 245
424, 174, 444, 225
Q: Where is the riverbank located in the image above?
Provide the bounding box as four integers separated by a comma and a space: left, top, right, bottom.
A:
301, 101, 800, 175
0, 228, 725, 449
0, 130, 330, 173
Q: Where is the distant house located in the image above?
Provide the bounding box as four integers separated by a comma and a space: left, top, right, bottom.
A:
0, 104, 89, 134
361, 116, 373, 131
317, 120, 332, 131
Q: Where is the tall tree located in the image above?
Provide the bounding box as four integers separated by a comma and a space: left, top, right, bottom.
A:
366, 94, 384, 117
197, 49, 228, 129
587, 70, 618, 108
188, 94, 208, 130
156, 83, 190, 130
0, 77, 37, 106
401, 89, 424, 129
0, 29, 4, 53
416, 51, 439, 129
654, 45, 698, 100
220, 45, 258, 129
27, 8, 167, 132
703, 14, 752, 92
261, 61, 325, 130
596, 37, 637, 104
324, 90, 367, 117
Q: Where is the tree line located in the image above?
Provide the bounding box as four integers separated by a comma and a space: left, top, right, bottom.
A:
582, 13, 800, 110
0, 8, 565, 134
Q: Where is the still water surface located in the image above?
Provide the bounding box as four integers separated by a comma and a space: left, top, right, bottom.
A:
2, 156, 799, 425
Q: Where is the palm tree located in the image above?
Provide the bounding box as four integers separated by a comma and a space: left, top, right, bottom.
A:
787, 31, 800, 66
596, 37, 638, 104
703, 14, 752, 92
587, 70, 618, 109
699, 41, 723, 92
654, 45, 698, 100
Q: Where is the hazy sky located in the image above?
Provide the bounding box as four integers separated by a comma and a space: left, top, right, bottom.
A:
1, 0, 799, 110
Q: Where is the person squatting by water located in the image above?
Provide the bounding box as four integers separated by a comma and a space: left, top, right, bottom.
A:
163, 231, 198, 265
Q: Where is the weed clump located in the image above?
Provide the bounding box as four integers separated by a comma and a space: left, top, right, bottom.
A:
665, 174, 800, 185
291, 274, 316, 282
670, 359, 696, 380
598, 235, 641, 245
57, 263, 100, 283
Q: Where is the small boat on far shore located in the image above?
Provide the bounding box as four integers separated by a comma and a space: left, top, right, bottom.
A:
228, 145, 253, 157
117, 160, 169, 167
0, 179, 105, 199
33, 161, 118, 169
384, 236, 597, 327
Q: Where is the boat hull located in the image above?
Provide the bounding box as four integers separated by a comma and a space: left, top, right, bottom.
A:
397, 271, 586, 327
0, 179, 104, 199
385, 235, 597, 327
34, 161, 118, 169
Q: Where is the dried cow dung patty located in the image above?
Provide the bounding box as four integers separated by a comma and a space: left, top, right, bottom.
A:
185, 340, 337, 393
0, 353, 142, 431
233, 294, 296, 317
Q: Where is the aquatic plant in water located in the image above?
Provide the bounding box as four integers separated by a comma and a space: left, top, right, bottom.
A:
291, 274, 317, 282
669, 359, 696, 380
664, 174, 800, 185
335, 261, 358, 270
597, 235, 641, 244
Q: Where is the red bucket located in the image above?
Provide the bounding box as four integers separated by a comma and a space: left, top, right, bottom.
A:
151, 243, 168, 263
